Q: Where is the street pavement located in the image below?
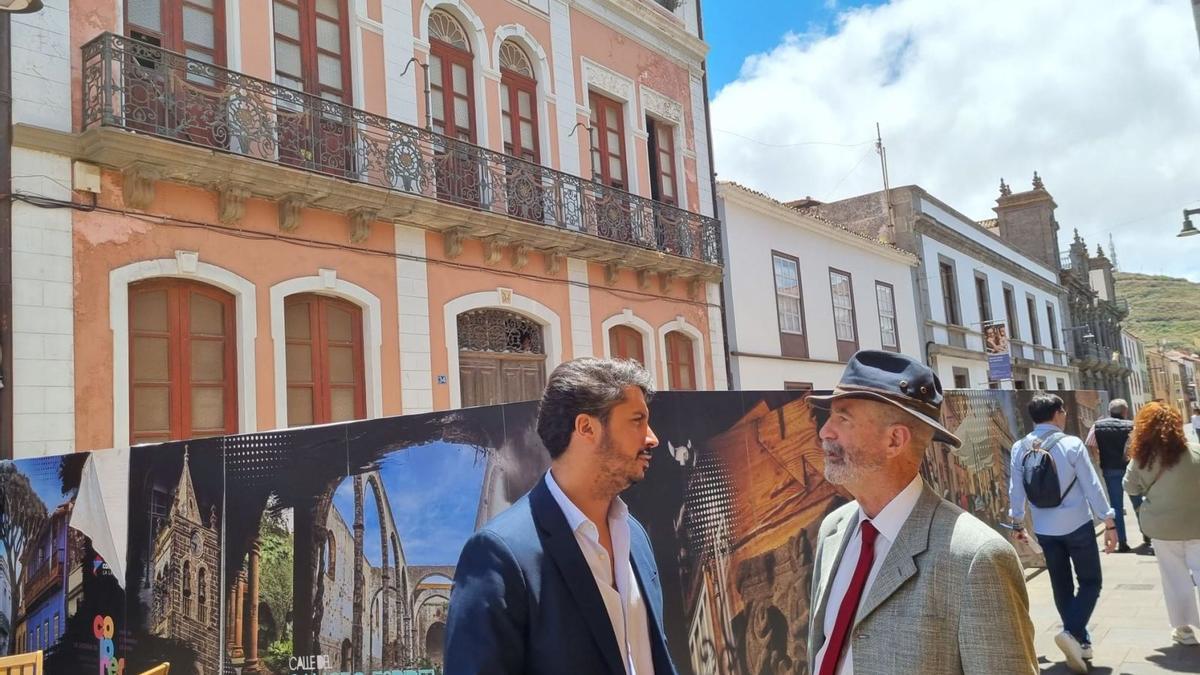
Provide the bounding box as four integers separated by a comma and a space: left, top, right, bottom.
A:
1027, 489, 1199, 673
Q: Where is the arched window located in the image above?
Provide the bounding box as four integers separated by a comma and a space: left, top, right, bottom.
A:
428, 10, 475, 143
285, 294, 366, 426
130, 279, 238, 443
182, 560, 193, 619
499, 40, 538, 164
609, 325, 645, 366
665, 331, 696, 390
197, 566, 208, 624
457, 309, 546, 406
325, 531, 336, 579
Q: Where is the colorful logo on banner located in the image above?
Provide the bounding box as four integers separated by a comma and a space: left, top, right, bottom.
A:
984, 321, 1013, 381
94, 614, 124, 675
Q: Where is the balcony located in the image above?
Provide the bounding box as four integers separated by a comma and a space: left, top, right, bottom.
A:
77, 33, 722, 274
22, 552, 62, 606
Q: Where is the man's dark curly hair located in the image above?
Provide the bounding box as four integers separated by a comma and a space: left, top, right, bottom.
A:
536, 358, 655, 459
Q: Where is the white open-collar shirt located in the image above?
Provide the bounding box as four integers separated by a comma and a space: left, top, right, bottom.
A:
546, 470, 655, 675
813, 473, 924, 675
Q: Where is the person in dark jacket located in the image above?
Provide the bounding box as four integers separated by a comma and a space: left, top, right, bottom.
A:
444, 358, 677, 675
1085, 399, 1144, 552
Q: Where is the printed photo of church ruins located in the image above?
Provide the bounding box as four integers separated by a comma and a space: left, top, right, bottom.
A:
315, 440, 486, 673
213, 406, 508, 675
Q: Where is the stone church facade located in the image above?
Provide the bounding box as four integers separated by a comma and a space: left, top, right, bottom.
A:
150, 451, 221, 674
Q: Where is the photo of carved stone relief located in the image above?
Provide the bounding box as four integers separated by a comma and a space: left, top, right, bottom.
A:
630, 391, 841, 675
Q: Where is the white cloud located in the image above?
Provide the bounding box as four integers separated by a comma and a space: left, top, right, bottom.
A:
711, 0, 1200, 281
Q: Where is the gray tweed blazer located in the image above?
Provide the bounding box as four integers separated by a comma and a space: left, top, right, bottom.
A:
806, 480, 1038, 675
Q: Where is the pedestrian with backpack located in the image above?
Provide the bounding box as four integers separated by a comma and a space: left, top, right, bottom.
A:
1008, 394, 1116, 674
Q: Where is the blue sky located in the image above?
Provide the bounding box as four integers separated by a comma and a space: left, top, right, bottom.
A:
703, 1, 884, 93
333, 442, 487, 567
704, 0, 1200, 281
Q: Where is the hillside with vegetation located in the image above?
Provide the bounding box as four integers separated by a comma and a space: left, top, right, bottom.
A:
1115, 271, 1200, 350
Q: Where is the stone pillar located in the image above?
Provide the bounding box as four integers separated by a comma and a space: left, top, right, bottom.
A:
352, 477, 365, 671
381, 558, 390, 665
231, 572, 246, 659
244, 541, 262, 673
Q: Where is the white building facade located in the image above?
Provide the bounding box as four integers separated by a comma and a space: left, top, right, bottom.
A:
718, 183, 921, 391
1121, 329, 1149, 413
807, 184, 1075, 390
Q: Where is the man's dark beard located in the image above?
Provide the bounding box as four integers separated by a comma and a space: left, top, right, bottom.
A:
596, 431, 651, 494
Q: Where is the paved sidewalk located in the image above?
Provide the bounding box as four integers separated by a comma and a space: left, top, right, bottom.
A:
1028, 493, 1200, 673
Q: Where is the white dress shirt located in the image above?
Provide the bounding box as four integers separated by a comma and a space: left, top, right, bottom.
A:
545, 470, 655, 675
813, 474, 924, 675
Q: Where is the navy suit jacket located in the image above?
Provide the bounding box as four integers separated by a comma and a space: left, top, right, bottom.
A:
444, 475, 677, 675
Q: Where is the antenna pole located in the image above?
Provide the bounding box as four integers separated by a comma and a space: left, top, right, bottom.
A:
876, 122, 897, 244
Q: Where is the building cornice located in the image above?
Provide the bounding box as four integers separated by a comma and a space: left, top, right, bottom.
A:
571, 0, 709, 73
914, 216, 1066, 297
719, 182, 919, 266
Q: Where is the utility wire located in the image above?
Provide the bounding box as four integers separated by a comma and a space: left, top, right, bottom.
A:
712, 128, 874, 149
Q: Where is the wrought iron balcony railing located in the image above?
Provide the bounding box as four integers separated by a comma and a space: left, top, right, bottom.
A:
81, 33, 722, 265
22, 552, 62, 604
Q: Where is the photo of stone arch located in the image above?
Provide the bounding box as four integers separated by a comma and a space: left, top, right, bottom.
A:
209, 404, 505, 674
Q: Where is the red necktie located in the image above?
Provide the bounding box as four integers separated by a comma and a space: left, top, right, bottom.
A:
818, 520, 879, 675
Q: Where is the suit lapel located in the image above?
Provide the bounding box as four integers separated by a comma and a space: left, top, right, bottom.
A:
812, 508, 860, 646
854, 482, 938, 624
530, 478, 625, 675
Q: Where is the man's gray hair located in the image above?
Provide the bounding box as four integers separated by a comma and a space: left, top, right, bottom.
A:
1108, 398, 1129, 419
536, 358, 655, 459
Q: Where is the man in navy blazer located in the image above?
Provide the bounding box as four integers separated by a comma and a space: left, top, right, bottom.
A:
445, 358, 677, 675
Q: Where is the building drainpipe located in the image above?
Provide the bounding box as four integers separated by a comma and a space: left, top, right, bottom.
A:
694, 0, 734, 390
1, 12, 14, 460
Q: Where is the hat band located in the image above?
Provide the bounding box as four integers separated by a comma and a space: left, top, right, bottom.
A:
832, 384, 941, 418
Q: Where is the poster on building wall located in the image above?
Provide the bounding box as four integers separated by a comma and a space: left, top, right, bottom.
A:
984, 321, 1013, 382
91, 387, 1111, 675
215, 406, 511, 675
125, 438, 225, 675
0, 453, 127, 673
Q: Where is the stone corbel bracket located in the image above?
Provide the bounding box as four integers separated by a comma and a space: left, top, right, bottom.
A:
278, 193, 306, 232
217, 183, 250, 225
637, 269, 653, 291
444, 227, 466, 259
122, 163, 160, 210
660, 270, 677, 293
349, 208, 377, 244
604, 262, 621, 286
512, 243, 531, 270
483, 235, 508, 265
542, 248, 565, 275
687, 277, 702, 300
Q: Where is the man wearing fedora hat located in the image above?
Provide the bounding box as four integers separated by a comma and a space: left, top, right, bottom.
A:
805, 350, 1037, 675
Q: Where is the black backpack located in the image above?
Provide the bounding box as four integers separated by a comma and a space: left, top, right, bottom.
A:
1020, 431, 1077, 508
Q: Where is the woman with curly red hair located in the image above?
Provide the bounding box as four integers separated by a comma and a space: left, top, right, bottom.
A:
1124, 401, 1200, 646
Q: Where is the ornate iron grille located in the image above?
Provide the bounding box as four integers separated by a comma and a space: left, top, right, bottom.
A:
80, 33, 723, 265
457, 310, 545, 354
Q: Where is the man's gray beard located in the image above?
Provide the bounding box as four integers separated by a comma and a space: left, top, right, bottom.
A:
822, 439, 877, 486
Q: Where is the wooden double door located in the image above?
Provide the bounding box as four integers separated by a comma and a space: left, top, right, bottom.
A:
459, 352, 546, 408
